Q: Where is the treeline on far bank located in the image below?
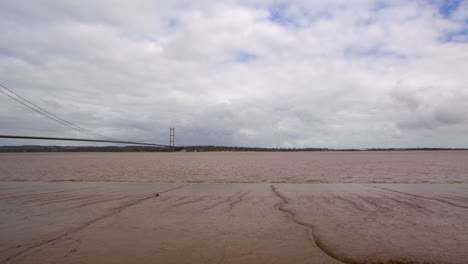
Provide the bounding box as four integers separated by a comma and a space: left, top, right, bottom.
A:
0, 145, 328, 152
0, 145, 466, 153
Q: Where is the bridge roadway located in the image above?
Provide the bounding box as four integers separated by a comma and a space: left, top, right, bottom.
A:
0, 135, 170, 147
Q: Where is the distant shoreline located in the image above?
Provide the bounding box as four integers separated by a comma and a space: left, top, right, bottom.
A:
1, 145, 467, 152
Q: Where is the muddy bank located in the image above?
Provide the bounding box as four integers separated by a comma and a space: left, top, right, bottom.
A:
1, 182, 466, 264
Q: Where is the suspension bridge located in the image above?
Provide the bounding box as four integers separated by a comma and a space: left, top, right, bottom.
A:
0, 82, 175, 147
0, 135, 171, 147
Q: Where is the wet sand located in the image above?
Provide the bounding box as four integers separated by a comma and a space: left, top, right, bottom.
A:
1, 182, 467, 264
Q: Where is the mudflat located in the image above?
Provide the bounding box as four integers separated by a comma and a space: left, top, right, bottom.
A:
0, 152, 467, 263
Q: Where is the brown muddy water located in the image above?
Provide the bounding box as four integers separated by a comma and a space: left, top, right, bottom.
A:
0, 151, 467, 183
1, 151, 467, 264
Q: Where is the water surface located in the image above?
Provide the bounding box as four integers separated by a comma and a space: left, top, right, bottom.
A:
1, 151, 466, 183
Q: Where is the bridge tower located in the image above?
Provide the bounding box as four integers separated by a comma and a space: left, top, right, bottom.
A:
169, 127, 175, 151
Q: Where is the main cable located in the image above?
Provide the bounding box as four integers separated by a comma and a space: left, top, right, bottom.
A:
0, 82, 115, 140
0, 88, 110, 139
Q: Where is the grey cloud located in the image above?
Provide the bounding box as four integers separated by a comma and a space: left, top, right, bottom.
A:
433, 103, 467, 125
1, 0, 468, 148
391, 84, 468, 132
391, 86, 421, 109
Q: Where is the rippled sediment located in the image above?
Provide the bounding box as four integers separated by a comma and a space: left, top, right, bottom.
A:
1, 182, 467, 264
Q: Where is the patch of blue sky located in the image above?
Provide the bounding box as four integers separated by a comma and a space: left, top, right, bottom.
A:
344, 46, 406, 60
442, 27, 468, 42
232, 52, 257, 63
165, 18, 177, 29
433, 0, 468, 42
269, 3, 297, 26
0, 50, 14, 57
363, 0, 394, 24
374, 0, 391, 10
439, 0, 464, 18
268, 1, 334, 28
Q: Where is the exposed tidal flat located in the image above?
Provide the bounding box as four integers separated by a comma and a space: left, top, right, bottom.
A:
0, 151, 467, 263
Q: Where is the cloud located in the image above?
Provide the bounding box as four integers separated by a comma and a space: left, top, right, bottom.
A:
0, 0, 467, 148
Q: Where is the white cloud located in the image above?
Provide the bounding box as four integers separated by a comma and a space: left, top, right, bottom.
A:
1, 0, 467, 148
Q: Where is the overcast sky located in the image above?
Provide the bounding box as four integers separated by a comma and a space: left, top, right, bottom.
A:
1, 0, 467, 148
